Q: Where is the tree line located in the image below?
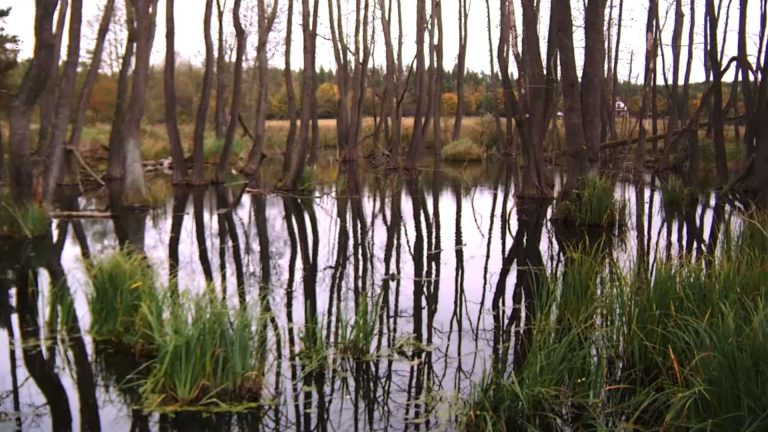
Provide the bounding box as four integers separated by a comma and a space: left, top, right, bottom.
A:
1, 0, 767, 207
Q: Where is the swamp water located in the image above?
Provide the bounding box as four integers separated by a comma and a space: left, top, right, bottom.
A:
0, 162, 738, 431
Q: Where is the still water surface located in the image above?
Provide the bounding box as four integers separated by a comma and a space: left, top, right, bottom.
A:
0, 162, 735, 431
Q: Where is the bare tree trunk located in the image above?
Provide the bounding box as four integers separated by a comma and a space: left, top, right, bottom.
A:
122, 0, 158, 204
106, 0, 136, 180
602, 0, 616, 142
377, 0, 398, 162
405, 0, 427, 169
37, 0, 69, 160
191, 0, 214, 185
64, 0, 115, 185
282, 0, 297, 173
8, 0, 59, 204
283, 0, 320, 190
739, 0, 756, 159
43, 0, 83, 203
635, 0, 657, 175
452, 0, 468, 141
432, 0, 443, 158
165, 0, 189, 184
485, 0, 502, 142
214, 0, 227, 139
243, 0, 278, 188
216, 0, 246, 181
707, 0, 729, 184
611, 0, 624, 135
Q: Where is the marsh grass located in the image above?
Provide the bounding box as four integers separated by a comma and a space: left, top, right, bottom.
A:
557, 177, 618, 228
464, 214, 768, 431
87, 250, 161, 350
0, 197, 50, 238
142, 293, 262, 410
660, 175, 688, 219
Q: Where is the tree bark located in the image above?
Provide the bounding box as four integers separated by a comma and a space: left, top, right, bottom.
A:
191, 0, 215, 185
64, 0, 115, 185
452, 0, 469, 141
281, 0, 298, 173
215, 0, 246, 181
405, 0, 427, 169
165, 0, 189, 184
106, 0, 136, 180
36, 0, 69, 160
243, 0, 279, 188
635, 0, 658, 175
121, 0, 158, 204
707, 0, 729, 184
485, 0, 502, 143
8, 0, 59, 204
283, 0, 320, 190
214, 0, 227, 139
43, 0, 83, 204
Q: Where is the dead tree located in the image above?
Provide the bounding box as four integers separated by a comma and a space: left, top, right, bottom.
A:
36, 0, 68, 160
191, 0, 215, 185
165, 0, 189, 184
405, 0, 428, 169
242, 0, 278, 188
8, 0, 59, 204
377, 0, 405, 166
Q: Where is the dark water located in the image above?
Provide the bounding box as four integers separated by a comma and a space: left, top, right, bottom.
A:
0, 162, 737, 431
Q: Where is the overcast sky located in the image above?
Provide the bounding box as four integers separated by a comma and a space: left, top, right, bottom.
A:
1, 0, 762, 85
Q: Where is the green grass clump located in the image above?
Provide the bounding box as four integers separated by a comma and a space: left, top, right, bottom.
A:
660, 175, 688, 219
0, 199, 50, 238
142, 294, 262, 410
442, 138, 485, 162
88, 250, 161, 350
463, 216, 768, 431
558, 176, 617, 227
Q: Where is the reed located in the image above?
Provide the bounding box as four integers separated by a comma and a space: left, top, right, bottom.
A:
463, 213, 768, 431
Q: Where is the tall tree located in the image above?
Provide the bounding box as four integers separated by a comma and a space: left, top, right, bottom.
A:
326, 0, 373, 162
405, 0, 428, 169
554, 0, 606, 190
215, 0, 246, 181
36, 0, 68, 161
485, 0, 502, 142
634, 0, 658, 174
121, 0, 158, 204
281, 0, 298, 173
377, 0, 405, 166
706, 0, 729, 184
452, 0, 469, 141
165, 0, 189, 184
8, 0, 59, 203
63, 0, 116, 185
0, 7, 20, 182
283, 0, 320, 190
214, 0, 227, 139
242, 0, 278, 188
106, 0, 136, 180
42, 0, 83, 203
191, 0, 215, 184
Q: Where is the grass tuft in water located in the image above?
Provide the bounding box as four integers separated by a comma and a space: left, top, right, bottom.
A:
0, 197, 50, 238
142, 293, 262, 410
87, 250, 161, 351
557, 176, 618, 228
660, 175, 688, 219
463, 213, 768, 431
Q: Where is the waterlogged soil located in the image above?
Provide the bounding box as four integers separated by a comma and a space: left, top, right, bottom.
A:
0, 161, 734, 431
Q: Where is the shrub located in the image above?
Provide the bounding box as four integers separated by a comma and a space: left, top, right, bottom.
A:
442, 138, 485, 162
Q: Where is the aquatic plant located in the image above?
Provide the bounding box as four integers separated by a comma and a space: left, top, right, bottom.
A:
557, 176, 618, 228
442, 138, 485, 162
87, 250, 161, 350
463, 215, 768, 431
0, 198, 50, 238
660, 175, 687, 219
142, 294, 262, 410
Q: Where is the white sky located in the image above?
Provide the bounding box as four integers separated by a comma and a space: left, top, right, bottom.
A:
1, 0, 763, 84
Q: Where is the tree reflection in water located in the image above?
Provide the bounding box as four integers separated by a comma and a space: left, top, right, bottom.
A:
0, 163, 740, 430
